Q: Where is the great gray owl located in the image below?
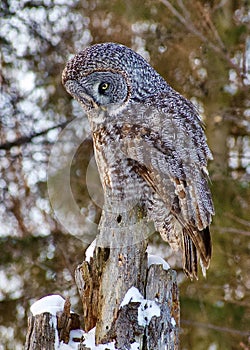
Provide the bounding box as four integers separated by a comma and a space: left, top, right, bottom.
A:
62, 42, 214, 279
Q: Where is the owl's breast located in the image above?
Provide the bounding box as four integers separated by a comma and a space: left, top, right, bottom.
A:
92, 124, 147, 211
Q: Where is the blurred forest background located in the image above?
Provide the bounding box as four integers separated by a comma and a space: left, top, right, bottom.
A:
0, 0, 249, 349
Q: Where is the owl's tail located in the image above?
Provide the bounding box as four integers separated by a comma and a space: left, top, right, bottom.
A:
182, 226, 212, 280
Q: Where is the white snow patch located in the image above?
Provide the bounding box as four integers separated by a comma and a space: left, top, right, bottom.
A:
66, 327, 139, 350
148, 254, 170, 270
138, 299, 161, 327
51, 315, 60, 349
171, 317, 176, 327
58, 329, 85, 349
120, 286, 144, 307
30, 294, 65, 316
85, 239, 96, 262
120, 287, 161, 327
71, 327, 116, 350
130, 342, 140, 349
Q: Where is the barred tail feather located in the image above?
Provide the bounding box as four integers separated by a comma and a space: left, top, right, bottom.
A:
182, 229, 198, 279
182, 226, 212, 279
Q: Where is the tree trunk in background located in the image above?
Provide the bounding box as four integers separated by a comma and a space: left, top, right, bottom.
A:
206, 114, 230, 179
205, 0, 235, 180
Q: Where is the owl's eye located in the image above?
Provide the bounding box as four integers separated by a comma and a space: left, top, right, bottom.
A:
98, 82, 110, 94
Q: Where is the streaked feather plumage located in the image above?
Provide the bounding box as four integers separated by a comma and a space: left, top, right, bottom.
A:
62, 43, 214, 279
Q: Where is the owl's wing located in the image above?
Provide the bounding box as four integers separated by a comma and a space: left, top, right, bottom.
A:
116, 95, 214, 278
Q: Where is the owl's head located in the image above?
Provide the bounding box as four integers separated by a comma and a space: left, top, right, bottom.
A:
62, 43, 168, 112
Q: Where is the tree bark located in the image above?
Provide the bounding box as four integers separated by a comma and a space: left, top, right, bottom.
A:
25, 204, 180, 349
25, 299, 80, 350
145, 266, 179, 350
25, 313, 56, 350
75, 203, 180, 349
77, 205, 149, 344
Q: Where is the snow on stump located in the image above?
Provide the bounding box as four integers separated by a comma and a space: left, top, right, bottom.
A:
76, 250, 179, 349
25, 206, 180, 349
25, 295, 81, 350
74, 205, 180, 349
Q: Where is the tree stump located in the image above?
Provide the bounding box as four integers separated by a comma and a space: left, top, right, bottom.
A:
25, 203, 180, 349
25, 313, 56, 350
25, 297, 81, 350
75, 202, 180, 349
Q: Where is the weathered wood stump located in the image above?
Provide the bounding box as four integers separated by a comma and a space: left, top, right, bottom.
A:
25, 297, 81, 350
25, 203, 180, 349
25, 313, 56, 350
75, 203, 180, 349
76, 260, 179, 349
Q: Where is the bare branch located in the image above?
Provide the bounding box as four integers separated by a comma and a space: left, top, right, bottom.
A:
224, 213, 250, 227
182, 319, 250, 337
0, 120, 71, 150
159, 0, 247, 85
214, 226, 250, 236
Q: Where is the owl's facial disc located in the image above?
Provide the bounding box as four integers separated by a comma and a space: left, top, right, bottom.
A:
64, 79, 98, 110
63, 65, 131, 112
76, 71, 130, 109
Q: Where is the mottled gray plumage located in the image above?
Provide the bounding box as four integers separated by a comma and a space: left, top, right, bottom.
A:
62, 42, 214, 279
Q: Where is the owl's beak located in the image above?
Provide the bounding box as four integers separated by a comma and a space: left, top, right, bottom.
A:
63, 79, 98, 110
